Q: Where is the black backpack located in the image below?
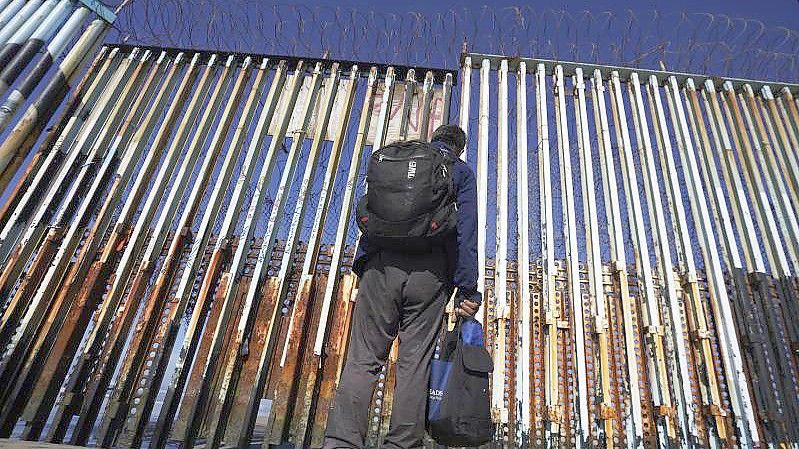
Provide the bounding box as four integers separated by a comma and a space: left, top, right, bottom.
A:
356, 139, 457, 251
427, 319, 495, 446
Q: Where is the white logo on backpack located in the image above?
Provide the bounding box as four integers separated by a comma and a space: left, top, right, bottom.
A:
407, 160, 417, 179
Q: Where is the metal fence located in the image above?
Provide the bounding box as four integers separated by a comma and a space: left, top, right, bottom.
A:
462, 53, 799, 448
0, 39, 798, 449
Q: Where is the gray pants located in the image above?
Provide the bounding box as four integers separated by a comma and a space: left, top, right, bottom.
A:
323, 247, 451, 449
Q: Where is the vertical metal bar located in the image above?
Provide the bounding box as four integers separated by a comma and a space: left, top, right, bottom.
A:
666, 76, 759, 447
492, 58, 510, 431
0, 6, 91, 131
537, 62, 561, 444
0, 18, 108, 192
629, 72, 695, 446
373, 67, 395, 150
476, 59, 489, 323
573, 67, 614, 448
591, 69, 643, 447
179, 60, 308, 449
396, 69, 415, 140
153, 59, 287, 449
515, 60, 532, 445
441, 72, 453, 125
460, 56, 472, 162
553, 64, 589, 447
418, 70, 435, 140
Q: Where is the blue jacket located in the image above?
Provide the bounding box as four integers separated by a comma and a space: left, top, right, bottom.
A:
352, 140, 479, 295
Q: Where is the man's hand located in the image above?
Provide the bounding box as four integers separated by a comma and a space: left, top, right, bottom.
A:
456, 299, 480, 318
454, 289, 482, 318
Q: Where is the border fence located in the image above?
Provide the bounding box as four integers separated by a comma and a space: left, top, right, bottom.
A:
0, 4, 797, 448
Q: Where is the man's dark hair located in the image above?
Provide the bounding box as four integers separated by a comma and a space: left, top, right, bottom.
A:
431, 124, 466, 155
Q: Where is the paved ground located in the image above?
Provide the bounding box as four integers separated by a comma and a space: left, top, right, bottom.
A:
0, 439, 85, 449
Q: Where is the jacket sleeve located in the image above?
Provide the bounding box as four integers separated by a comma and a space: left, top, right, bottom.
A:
453, 163, 479, 295
352, 232, 371, 277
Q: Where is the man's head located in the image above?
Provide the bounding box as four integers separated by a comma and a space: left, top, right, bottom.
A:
430, 124, 466, 155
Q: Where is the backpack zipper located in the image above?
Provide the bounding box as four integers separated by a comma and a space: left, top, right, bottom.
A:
375, 154, 432, 162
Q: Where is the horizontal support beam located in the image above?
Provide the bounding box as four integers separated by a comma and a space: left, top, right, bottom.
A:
78, 0, 116, 23
464, 52, 799, 96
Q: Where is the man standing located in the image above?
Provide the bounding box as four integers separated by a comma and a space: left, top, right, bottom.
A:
323, 124, 481, 449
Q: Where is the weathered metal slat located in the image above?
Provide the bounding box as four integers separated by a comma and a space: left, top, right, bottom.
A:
459, 55, 471, 162
297, 69, 379, 449
665, 76, 759, 447
572, 67, 614, 448
552, 65, 589, 448
101, 56, 252, 449
418, 70, 435, 140
371, 66, 395, 151
0, 50, 165, 435
178, 60, 308, 449
761, 88, 799, 210
492, 59, 510, 435
535, 63, 562, 446
44, 52, 206, 444
65, 54, 222, 446
476, 59, 489, 325
266, 65, 356, 446
396, 69, 416, 141
233, 64, 342, 448
591, 70, 643, 447
307, 271, 357, 448
515, 60, 533, 447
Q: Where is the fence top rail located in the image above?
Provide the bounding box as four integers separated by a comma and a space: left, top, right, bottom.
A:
464, 52, 799, 96
108, 43, 456, 84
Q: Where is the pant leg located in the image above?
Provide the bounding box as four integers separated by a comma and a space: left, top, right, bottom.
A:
382, 249, 450, 449
323, 253, 404, 449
